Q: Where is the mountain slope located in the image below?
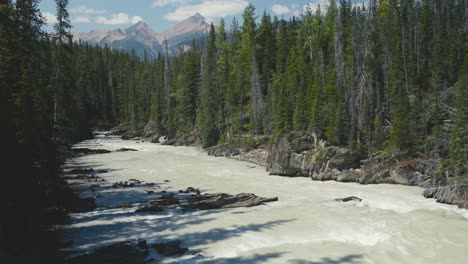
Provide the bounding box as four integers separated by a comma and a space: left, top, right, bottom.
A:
73, 21, 163, 58
157, 13, 211, 48
72, 13, 211, 57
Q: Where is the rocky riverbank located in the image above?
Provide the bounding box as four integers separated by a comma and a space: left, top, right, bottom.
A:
264, 134, 467, 209
107, 123, 467, 210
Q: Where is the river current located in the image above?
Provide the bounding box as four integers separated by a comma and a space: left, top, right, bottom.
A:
63, 135, 468, 263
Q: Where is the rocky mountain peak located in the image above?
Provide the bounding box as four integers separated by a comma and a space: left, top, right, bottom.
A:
156, 13, 210, 46
73, 13, 211, 58
125, 21, 155, 35
190, 13, 206, 23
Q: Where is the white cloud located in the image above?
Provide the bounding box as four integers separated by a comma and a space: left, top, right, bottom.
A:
74, 16, 91, 23
95, 13, 143, 25
302, 0, 331, 13
286, 0, 330, 17
164, 0, 248, 21
131, 16, 144, 24
152, 0, 190, 8
271, 4, 290, 15
71, 5, 106, 14
43, 12, 57, 24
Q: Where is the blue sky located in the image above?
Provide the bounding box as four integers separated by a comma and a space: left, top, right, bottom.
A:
39, 0, 365, 33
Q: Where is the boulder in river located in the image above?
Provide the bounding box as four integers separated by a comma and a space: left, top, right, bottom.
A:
72, 148, 111, 155
334, 196, 362, 202
179, 187, 201, 195
135, 205, 164, 213
112, 181, 139, 188
66, 168, 94, 175
185, 193, 278, 210
67, 239, 149, 264
116, 148, 138, 152
152, 240, 188, 256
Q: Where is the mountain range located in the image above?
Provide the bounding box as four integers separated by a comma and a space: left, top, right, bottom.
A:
73, 13, 211, 58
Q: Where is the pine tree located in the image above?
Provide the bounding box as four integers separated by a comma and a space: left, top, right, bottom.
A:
53, 0, 71, 139
449, 52, 468, 185
198, 24, 220, 147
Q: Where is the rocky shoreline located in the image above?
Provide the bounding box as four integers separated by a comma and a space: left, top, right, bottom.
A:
105, 122, 467, 210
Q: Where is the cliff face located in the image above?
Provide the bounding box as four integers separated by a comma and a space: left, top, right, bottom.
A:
267, 134, 435, 186
266, 134, 467, 209
266, 137, 361, 177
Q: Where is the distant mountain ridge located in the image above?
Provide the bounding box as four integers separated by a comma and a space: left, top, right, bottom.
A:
73, 13, 211, 58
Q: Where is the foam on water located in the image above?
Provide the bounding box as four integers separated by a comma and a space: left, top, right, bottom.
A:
64, 135, 468, 263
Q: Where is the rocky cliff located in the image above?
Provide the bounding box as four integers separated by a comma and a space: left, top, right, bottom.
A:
265, 134, 467, 209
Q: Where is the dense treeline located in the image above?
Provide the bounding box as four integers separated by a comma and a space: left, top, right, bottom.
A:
0, 0, 466, 261
109, 1, 466, 181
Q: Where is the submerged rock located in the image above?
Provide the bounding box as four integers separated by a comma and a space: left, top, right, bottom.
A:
152, 240, 188, 256
334, 196, 362, 202
66, 240, 149, 264
66, 168, 94, 175
72, 148, 111, 155
116, 148, 138, 152
112, 180, 139, 188
178, 187, 201, 195
135, 205, 164, 213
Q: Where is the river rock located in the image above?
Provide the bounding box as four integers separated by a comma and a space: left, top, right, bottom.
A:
179, 187, 201, 194
67, 240, 149, 264
116, 148, 138, 152
72, 148, 111, 155
205, 144, 241, 157
112, 181, 136, 188
135, 205, 164, 213
185, 193, 278, 210
66, 168, 94, 175
334, 196, 362, 202
149, 194, 181, 206
152, 240, 188, 256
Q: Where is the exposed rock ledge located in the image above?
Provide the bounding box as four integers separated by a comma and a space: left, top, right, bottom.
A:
266, 136, 361, 177
206, 144, 268, 167
266, 134, 467, 209
423, 185, 468, 209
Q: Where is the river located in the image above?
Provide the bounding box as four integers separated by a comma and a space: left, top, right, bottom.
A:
62, 134, 468, 263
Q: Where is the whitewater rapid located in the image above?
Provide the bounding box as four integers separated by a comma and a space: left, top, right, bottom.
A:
63, 135, 468, 263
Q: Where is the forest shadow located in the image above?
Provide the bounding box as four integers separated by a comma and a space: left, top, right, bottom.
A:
62, 204, 294, 257
156, 218, 296, 251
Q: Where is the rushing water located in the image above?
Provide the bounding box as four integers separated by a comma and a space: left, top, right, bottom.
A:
63, 135, 468, 263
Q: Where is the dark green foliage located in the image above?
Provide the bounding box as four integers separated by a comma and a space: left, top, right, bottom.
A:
450, 51, 468, 185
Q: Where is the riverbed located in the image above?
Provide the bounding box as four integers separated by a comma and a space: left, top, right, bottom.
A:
62, 134, 468, 263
